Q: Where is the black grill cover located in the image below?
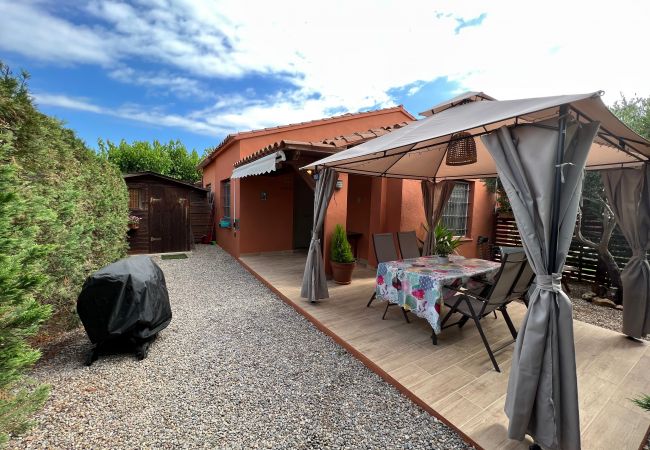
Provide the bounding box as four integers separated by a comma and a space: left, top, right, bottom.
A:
77, 255, 172, 344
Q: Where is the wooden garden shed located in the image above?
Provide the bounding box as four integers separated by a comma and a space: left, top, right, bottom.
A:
124, 172, 211, 254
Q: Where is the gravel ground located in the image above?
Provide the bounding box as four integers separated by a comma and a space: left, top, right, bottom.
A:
12, 245, 471, 449
568, 281, 650, 341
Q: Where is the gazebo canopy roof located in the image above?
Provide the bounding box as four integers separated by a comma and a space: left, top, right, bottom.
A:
304, 91, 650, 180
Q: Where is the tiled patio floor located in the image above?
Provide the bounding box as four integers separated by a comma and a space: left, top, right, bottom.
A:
240, 252, 650, 450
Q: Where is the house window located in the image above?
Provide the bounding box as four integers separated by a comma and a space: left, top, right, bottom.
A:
441, 182, 470, 237
221, 179, 231, 219
128, 188, 142, 209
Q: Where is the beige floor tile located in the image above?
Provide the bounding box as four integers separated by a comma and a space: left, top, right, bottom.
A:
413, 345, 472, 376
582, 334, 648, 381
374, 345, 437, 373
410, 365, 476, 405
582, 403, 649, 450
575, 371, 618, 430
463, 396, 533, 450
456, 365, 512, 409
432, 392, 484, 428
389, 363, 433, 389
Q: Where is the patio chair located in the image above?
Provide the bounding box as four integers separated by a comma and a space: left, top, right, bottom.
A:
367, 233, 410, 323
397, 231, 421, 260
512, 260, 535, 307
440, 251, 528, 372
498, 247, 535, 306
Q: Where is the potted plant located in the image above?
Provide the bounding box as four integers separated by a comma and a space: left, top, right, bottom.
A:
434, 223, 462, 262
330, 224, 356, 284
128, 214, 141, 230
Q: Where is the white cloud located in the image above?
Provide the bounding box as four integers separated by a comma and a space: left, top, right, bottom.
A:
108, 67, 214, 99
32, 93, 106, 114
0, 1, 113, 65
33, 92, 218, 135
5, 0, 650, 135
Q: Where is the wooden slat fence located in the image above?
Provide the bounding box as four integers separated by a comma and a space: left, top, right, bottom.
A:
491, 213, 633, 285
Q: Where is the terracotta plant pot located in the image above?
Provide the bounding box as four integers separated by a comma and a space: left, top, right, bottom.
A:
331, 261, 356, 285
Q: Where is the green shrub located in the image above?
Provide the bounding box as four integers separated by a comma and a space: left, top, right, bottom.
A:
330, 224, 354, 263
0, 61, 128, 441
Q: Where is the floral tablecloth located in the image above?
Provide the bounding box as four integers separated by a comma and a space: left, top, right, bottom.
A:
375, 255, 501, 334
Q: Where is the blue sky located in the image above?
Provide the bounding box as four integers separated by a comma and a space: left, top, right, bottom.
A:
1, 1, 647, 153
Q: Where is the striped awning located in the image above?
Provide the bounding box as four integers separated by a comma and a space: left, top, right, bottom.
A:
231, 151, 286, 179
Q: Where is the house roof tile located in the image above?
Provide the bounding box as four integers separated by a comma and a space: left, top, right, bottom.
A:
233, 122, 410, 168
199, 105, 415, 169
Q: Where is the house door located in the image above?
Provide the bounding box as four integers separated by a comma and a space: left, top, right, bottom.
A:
293, 175, 314, 250
149, 186, 190, 253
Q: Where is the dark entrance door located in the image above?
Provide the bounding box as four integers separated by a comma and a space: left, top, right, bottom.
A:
149, 186, 190, 253
293, 174, 314, 249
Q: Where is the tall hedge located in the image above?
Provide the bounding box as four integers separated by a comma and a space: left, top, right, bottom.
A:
0, 63, 128, 441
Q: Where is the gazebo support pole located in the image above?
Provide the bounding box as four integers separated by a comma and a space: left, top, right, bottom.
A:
529, 104, 569, 450
548, 104, 569, 273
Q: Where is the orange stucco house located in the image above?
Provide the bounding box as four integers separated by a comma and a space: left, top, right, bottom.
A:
199, 106, 495, 272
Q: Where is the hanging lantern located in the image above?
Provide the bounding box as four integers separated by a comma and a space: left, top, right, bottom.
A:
446, 132, 477, 166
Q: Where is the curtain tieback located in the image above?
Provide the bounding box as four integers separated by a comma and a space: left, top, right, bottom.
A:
311, 234, 320, 245
555, 162, 574, 183
535, 273, 563, 293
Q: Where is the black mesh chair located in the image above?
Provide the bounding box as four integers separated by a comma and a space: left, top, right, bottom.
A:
440, 251, 528, 372
367, 233, 409, 323
397, 231, 421, 260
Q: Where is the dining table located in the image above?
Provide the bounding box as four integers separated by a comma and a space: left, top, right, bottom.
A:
375, 255, 502, 344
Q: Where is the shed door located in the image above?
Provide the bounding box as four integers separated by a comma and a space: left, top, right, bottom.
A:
149, 186, 190, 253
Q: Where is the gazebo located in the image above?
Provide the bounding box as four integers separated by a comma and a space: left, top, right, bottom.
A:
301, 91, 650, 450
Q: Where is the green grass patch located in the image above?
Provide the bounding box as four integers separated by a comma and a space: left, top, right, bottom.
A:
161, 253, 188, 260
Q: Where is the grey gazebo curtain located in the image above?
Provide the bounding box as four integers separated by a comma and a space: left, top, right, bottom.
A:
421, 180, 455, 256
601, 165, 650, 338
301, 168, 339, 302
481, 118, 600, 450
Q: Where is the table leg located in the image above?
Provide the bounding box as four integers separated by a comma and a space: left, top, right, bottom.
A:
430, 330, 437, 346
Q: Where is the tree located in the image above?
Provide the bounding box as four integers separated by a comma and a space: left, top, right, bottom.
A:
1, 61, 129, 442
99, 139, 202, 183
0, 64, 52, 444
481, 178, 511, 213
573, 95, 650, 302
610, 96, 650, 140
573, 171, 623, 302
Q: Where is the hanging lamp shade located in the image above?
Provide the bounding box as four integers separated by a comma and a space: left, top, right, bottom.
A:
446, 131, 477, 166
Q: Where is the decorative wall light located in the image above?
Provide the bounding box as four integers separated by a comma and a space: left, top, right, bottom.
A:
335, 179, 344, 190
446, 131, 477, 166
260, 191, 268, 201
